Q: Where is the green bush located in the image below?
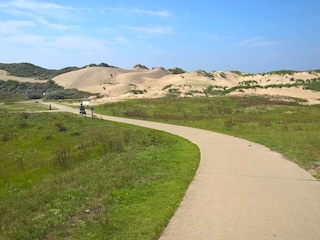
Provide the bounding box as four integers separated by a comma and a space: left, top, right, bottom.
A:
128, 89, 145, 94
0, 63, 79, 79
133, 64, 149, 70
268, 70, 296, 75
230, 70, 243, 75
204, 85, 223, 96
196, 70, 213, 78
168, 67, 185, 74
162, 84, 173, 90
219, 72, 227, 78
0, 80, 93, 100
303, 78, 320, 91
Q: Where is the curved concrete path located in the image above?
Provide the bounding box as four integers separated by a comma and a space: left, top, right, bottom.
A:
46, 103, 320, 240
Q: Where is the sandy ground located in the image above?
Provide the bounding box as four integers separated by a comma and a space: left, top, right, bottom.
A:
52, 67, 320, 105
46, 102, 320, 240
0, 70, 44, 82
1, 66, 320, 104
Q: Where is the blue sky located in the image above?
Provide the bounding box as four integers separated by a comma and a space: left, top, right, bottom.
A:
0, 0, 319, 73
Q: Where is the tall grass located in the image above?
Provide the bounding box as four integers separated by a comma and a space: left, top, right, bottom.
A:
94, 95, 320, 178
0, 101, 50, 112
0, 112, 199, 239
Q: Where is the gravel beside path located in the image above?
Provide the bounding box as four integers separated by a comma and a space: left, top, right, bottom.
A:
47, 103, 320, 240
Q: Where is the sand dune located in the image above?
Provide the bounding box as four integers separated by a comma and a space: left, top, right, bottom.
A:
1, 65, 319, 104
0, 70, 44, 83
53, 66, 320, 105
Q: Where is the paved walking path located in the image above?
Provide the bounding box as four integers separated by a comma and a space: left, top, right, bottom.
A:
46, 103, 320, 240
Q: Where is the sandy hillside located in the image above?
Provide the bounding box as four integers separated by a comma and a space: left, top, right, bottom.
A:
2, 65, 319, 104
52, 66, 320, 105
0, 70, 44, 83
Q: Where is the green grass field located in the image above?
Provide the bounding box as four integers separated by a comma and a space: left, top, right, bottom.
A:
1, 95, 319, 239
0, 101, 51, 112
0, 109, 199, 239
94, 95, 320, 178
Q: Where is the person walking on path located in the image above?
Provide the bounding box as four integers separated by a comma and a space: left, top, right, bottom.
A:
79, 103, 86, 115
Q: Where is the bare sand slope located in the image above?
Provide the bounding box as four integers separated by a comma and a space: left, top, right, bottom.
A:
0, 70, 43, 83
53, 66, 173, 100
52, 67, 320, 104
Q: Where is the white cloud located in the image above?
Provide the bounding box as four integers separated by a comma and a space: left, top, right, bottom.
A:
238, 36, 261, 46
129, 26, 173, 35
102, 7, 170, 17
238, 36, 284, 47
7, 0, 75, 12
0, 0, 77, 20
129, 8, 170, 17
0, 20, 34, 34
37, 17, 77, 31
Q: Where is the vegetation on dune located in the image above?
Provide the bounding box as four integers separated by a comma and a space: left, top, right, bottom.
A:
0, 110, 199, 239
196, 70, 215, 79
152, 67, 166, 71
200, 77, 320, 97
266, 70, 297, 75
0, 63, 80, 80
229, 70, 244, 75
95, 96, 320, 178
168, 67, 185, 74
0, 62, 117, 80
304, 78, 320, 91
0, 62, 106, 100
127, 89, 146, 95
85, 63, 117, 68
0, 79, 93, 100
133, 64, 149, 70
219, 72, 227, 78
